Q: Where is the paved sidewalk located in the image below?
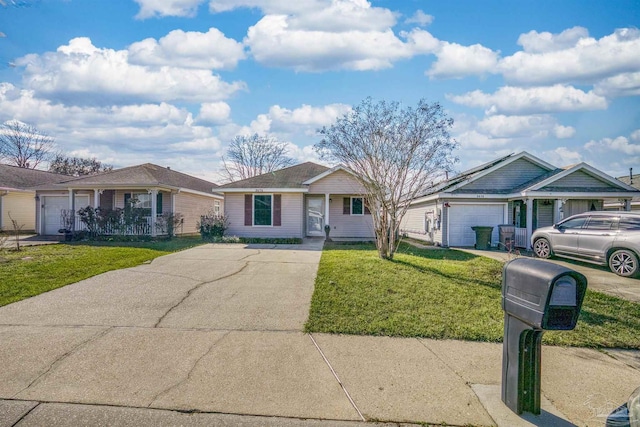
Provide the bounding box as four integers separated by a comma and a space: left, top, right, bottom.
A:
0, 242, 638, 426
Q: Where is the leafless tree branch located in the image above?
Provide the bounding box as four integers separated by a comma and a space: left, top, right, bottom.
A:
222, 133, 294, 182
316, 98, 458, 259
0, 120, 56, 169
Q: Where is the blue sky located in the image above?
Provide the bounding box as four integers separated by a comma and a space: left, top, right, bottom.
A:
0, 0, 639, 183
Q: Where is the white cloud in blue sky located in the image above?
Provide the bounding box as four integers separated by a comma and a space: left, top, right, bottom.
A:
0, 0, 638, 181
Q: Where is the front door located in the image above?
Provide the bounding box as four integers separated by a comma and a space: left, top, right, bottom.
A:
307, 197, 324, 236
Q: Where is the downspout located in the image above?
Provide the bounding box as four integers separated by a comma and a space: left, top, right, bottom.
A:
0, 190, 6, 230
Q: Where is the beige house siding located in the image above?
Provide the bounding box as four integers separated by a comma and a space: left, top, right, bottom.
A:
225, 192, 304, 238
401, 201, 443, 245
174, 191, 220, 235
308, 170, 366, 194
328, 195, 375, 238
2, 192, 36, 232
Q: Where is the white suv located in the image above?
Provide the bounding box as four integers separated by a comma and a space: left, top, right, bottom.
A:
531, 211, 640, 277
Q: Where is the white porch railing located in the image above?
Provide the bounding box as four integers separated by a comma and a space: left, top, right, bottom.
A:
70, 215, 162, 236
515, 227, 528, 248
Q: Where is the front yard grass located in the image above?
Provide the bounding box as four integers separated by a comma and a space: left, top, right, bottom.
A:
0, 237, 205, 307
305, 242, 640, 349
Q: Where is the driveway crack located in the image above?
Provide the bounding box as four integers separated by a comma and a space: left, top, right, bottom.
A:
154, 262, 252, 328
147, 330, 231, 407
12, 327, 113, 397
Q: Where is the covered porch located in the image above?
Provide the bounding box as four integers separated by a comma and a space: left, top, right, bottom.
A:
303, 193, 374, 239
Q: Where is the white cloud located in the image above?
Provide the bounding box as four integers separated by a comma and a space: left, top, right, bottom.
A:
134, 0, 205, 19
447, 85, 607, 115
196, 102, 231, 125
268, 103, 351, 126
517, 26, 589, 53
15, 37, 246, 105
427, 42, 499, 79
553, 124, 575, 139
594, 72, 640, 98
405, 10, 433, 26
499, 28, 640, 85
585, 136, 640, 156
245, 15, 414, 71
543, 147, 583, 167
631, 129, 640, 142
209, 0, 324, 14
454, 129, 513, 150
128, 28, 245, 70
476, 114, 557, 139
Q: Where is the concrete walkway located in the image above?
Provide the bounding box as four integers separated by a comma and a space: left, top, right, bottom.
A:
0, 241, 638, 426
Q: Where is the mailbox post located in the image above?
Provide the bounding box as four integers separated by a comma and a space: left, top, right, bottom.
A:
501, 258, 587, 415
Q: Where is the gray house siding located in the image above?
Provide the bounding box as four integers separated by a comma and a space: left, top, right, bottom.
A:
401, 200, 443, 244
540, 170, 612, 190
225, 192, 304, 238
456, 159, 549, 192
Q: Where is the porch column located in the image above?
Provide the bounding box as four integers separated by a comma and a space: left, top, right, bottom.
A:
93, 189, 100, 209
525, 198, 533, 250
150, 189, 158, 237
554, 199, 563, 223
325, 193, 330, 228
68, 189, 75, 231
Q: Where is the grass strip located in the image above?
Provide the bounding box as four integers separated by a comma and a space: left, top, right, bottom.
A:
0, 237, 204, 307
305, 242, 640, 349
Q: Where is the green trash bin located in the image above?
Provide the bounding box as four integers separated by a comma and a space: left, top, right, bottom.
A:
471, 226, 494, 250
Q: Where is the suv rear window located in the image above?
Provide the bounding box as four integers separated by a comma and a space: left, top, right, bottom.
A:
619, 217, 640, 230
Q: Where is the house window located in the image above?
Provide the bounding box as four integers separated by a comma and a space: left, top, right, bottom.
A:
351, 197, 364, 215
214, 200, 220, 215
133, 193, 152, 210
254, 194, 272, 226
124, 192, 162, 216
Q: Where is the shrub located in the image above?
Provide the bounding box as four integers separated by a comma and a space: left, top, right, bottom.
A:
198, 212, 228, 240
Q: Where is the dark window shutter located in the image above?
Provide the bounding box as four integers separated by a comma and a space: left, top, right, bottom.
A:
273, 194, 282, 226
343, 197, 350, 215
156, 192, 163, 214
124, 193, 131, 211
244, 194, 252, 226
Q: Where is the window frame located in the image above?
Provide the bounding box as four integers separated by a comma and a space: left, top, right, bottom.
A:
351, 196, 364, 216
253, 193, 273, 227
214, 200, 221, 215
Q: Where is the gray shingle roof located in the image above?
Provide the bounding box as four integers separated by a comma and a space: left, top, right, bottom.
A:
57, 163, 219, 194
218, 162, 330, 189
0, 164, 69, 190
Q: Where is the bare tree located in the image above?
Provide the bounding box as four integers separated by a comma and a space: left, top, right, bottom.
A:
49, 154, 113, 176
0, 120, 56, 169
222, 133, 294, 181
315, 98, 457, 260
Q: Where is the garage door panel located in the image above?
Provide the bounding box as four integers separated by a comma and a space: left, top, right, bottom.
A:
448, 204, 505, 247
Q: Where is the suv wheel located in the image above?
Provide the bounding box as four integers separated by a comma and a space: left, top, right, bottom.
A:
608, 249, 639, 277
533, 238, 552, 259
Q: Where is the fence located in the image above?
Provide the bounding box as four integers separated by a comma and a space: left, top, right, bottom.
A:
515, 227, 528, 248
65, 211, 161, 236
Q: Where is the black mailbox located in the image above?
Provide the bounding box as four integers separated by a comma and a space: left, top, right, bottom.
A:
502, 258, 587, 330
501, 258, 587, 416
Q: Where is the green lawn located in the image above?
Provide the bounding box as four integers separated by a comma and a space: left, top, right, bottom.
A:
305, 242, 640, 349
0, 237, 205, 307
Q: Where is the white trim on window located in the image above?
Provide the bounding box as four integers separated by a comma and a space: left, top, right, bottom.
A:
253, 193, 273, 227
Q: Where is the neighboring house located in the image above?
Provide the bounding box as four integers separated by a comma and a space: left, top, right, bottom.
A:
0, 164, 68, 233
607, 171, 640, 211
35, 163, 223, 236
401, 152, 640, 250
218, 162, 374, 239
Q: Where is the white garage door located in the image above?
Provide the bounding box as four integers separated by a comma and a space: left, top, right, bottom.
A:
42, 196, 68, 235
42, 195, 89, 235
448, 203, 506, 247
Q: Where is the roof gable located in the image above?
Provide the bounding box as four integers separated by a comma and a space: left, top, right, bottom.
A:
530, 163, 638, 193
425, 152, 555, 196
218, 162, 329, 190
60, 163, 219, 194
0, 164, 69, 190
